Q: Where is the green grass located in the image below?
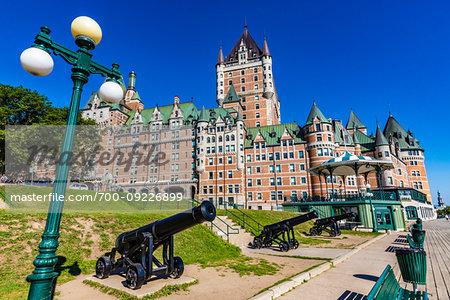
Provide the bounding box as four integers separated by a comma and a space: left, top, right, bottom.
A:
339, 230, 382, 237
0, 209, 280, 299
83, 279, 199, 299
222, 209, 330, 246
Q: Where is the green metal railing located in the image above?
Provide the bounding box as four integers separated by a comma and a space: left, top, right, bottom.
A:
224, 206, 263, 236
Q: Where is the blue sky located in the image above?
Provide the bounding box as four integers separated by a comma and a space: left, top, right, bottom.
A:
1, 0, 449, 205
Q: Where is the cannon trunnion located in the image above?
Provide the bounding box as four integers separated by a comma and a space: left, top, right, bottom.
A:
249, 211, 318, 252
309, 212, 356, 237
95, 201, 216, 289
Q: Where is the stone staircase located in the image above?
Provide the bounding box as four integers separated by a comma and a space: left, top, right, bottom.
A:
206, 215, 254, 248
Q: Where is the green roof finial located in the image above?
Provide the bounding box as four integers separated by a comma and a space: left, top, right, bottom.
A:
198, 106, 208, 122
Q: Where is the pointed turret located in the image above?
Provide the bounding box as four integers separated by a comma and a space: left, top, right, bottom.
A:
375, 124, 389, 146
198, 106, 208, 123
346, 110, 366, 130
223, 84, 240, 104
235, 111, 244, 123
263, 36, 271, 56
225, 25, 263, 63
305, 101, 328, 125
217, 46, 224, 65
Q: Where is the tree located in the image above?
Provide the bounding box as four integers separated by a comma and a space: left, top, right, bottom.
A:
0, 84, 97, 172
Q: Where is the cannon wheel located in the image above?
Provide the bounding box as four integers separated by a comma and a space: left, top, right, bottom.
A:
310, 227, 322, 236
169, 256, 184, 279
264, 240, 272, 248
126, 263, 146, 290
95, 256, 112, 279
280, 241, 289, 252
253, 239, 263, 249
292, 239, 299, 249
329, 230, 337, 237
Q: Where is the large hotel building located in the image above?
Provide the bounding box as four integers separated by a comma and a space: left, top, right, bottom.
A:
80, 26, 432, 210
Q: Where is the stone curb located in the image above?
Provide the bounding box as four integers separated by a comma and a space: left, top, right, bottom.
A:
248, 233, 387, 300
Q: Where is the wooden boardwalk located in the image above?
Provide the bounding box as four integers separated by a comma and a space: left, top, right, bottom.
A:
424, 219, 450, 300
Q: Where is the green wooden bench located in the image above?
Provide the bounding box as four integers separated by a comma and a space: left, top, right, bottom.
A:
367, 265, 428, 300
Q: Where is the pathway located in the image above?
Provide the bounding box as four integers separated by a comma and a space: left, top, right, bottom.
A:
424, 219, 450, 300
278, 232, 400, 300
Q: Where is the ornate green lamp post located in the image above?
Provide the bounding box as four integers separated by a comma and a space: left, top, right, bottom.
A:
366, 183, 378, 232
20, 16, 124, 299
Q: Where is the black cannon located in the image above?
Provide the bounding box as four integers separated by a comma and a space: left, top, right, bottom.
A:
309, 212, 356, 237
249, 211, 318, 252
95, 201, 216, 289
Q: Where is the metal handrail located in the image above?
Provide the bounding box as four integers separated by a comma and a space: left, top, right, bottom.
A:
225, 207, 263, 236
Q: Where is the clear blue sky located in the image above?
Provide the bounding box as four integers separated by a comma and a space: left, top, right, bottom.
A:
1, 0, 449, 206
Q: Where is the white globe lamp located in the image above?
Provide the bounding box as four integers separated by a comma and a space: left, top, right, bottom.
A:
99, 81, 124, 104
20, 47, 54, 76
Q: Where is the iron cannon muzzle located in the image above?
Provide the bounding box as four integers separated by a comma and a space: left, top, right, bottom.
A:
194, 200, 216, 222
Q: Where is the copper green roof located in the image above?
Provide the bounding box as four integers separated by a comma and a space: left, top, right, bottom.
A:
130, 91, 142, 102
334, 122, 355, 146
245, 123, 304, 147
125, 101, 198, 126
353, 130, 375, 152
375, 124, 389, 146
223, 84, 240, 103
305, 102, 328, 125
383, 115, 422, 150
346, 110, 366, 129
198, 106, 208, 122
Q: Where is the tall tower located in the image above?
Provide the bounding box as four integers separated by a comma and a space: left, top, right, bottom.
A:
216, 26, 280, 128
437, 190, 444, 209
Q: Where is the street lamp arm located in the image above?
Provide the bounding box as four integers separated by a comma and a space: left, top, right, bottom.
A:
89, 60, 122, 79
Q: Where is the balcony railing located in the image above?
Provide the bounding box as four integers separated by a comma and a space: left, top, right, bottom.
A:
288, 190, 398, 203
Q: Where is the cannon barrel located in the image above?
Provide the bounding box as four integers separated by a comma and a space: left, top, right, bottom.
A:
315, 212, 356, 226
263, 211, 318, 233
116, 201, 216, 250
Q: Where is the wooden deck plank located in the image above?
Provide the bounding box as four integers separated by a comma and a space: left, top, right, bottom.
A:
424, 220, 450, 300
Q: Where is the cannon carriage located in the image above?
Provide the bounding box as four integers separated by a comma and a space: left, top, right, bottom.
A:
309, 212, 356, 237
249, 211, 318, 252
95, 201, 216, 289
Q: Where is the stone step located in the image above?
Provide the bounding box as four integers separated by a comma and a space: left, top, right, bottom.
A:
205, 215, 255, 248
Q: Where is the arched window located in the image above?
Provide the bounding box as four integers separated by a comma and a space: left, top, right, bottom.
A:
231, 135, 235, 141
207, 137, 210, 143
219, 136, 222, 142
226, 135, 230, 141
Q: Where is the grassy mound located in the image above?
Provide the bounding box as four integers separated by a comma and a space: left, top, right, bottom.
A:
0, 211, 241, 300
223, 209, 329, 246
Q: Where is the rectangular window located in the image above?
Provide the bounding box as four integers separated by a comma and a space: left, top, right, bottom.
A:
289, 164, 295, 172
276, 165, 281, 172
301, 177, 306, 184
277, 177, 282, 185
270, 178, 275, 186
257, 179, 262, 185
269, 153, 274, 160
248, 192, 253, 201
269, 165, 274, 173
318, 148, 323, 156
256, 167, 261, 173
228, 185, 233, 193
300, 164, 305, 170
255, 95, 259, 100
290, 177, 296, 185
275, 153, 280, 160
248, 179, 253, 187
228, 170, 233, 178
317, 134, 322, 141
299, 151, 304, 158
209, 172, 214, 179
234, 184, 239, 193
257, 193, 262, 200
247, 167, 252, 174
271, 192, 276, 200
228, 156, 232, 164
247, 155, 252, 162
316, 124, 321, 131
